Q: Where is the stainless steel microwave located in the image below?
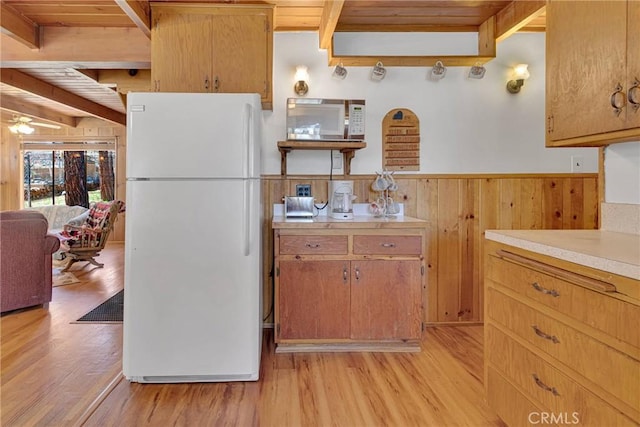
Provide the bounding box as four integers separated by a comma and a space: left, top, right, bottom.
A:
286, 98, 365, 141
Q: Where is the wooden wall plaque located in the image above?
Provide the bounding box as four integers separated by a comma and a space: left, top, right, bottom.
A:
382, 109, 420, 171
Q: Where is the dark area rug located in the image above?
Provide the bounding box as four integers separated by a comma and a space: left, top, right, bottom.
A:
74, 290, 123, 323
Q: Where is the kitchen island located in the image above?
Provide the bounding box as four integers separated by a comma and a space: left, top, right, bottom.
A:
272, 214, 427, 352
483, 229, 640, 426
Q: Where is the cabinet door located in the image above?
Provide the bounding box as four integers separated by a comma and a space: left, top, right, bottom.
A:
546, 1, 628, 143
278, 260, 350, 340
627, 1, 640, 129
212, 12, 271, 103
151, 11, 214, 92
350, 260, 422, 340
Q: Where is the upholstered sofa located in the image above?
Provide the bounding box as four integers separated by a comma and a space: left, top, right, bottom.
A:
0, 210, 61, 313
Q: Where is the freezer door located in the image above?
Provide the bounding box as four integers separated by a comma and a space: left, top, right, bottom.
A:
127, 93, 261, 179
123, 179, 262, 381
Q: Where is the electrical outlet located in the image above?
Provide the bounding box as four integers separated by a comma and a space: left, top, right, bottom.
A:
332, 151, 342, 170
296, 184, 311, 197
571, 155, 584, 172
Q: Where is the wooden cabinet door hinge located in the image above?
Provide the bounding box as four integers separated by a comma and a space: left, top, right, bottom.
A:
547, 115, 554, 134
276, 323, 280, 334
276, 266, 279, 277
421, 265, 425, 276
265, 19, 270, 33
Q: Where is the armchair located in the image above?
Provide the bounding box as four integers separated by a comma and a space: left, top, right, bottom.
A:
59, 200, 124, 272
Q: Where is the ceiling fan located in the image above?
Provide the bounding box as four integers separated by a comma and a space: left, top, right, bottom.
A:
8, 116, 61, 135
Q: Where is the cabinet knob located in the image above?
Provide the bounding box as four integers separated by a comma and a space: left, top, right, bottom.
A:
629, 78, 640, 112
610, 83, 626, 116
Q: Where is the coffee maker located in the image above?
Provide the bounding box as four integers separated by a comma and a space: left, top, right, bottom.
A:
328, 180, 356, 220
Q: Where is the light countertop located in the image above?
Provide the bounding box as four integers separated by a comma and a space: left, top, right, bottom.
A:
272, 214, 427, 229
485, 229, 640, 281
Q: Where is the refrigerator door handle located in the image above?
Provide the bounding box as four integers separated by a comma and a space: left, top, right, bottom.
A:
243, 104, 253, 178
243, 179, 251, 256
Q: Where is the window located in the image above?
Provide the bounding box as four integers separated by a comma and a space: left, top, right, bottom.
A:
22, 141, 116, 208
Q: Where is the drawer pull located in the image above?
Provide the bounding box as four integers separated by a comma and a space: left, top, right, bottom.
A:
305, 243, 320, 248
532, 325, 560, 344
532, 374, 560, 396
355, 267, 361, 281
381, 242, 396, 248
343, 267, 348, 284
531, 282, 560, 297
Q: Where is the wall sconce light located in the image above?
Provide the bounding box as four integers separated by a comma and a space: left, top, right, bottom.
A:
506, 64, 530, 94
332, 63, 347, 80
370, 61, 386, 81
429, 61, 447, 81
468, 62, 486, 79
294, 65, 309, 96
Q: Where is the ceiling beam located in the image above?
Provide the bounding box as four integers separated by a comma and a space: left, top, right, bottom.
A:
0, 27, 150, 69
0, 95, 78, 128
1, 69, 126, 126
318, 0, 345, 50
115, 0, 152, 39
495, 0, 546, 42
0, 2, 39, 49
478, 16, 496, 58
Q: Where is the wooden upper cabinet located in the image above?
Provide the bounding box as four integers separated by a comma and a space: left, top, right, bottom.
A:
546, 0, 640, 147
150, 4, 273, 110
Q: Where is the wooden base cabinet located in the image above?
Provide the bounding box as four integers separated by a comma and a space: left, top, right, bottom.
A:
484, 240, 640, 426
273, 220, 426, 352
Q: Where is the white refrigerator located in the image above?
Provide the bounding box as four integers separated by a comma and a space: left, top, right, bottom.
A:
123, 92, 263, 383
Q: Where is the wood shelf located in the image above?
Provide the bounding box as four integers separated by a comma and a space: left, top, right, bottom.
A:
277, 141, 366, 175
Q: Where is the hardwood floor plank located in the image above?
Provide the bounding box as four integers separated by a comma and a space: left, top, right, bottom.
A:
1, 243, 503, 427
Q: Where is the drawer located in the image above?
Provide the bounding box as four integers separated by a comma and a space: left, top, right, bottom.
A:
487, 254, 640, 350
353, 235, 421, 255
486, 366, 545, 427
487, 324, 638, 426
487, 287, 640, 414
279, 235, 348, 255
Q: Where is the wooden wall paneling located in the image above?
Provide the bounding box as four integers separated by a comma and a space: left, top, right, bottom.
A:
459, 178, 480, 321
583, 176, 599, 229
394, 177, 418, 218
562, 177, 584, 229
497, 178, 521, 229
436, 179, 461, 322
417, 178, 438, 323
478, 177, 500, 322
0, 129, 21, 211
543, 177, 564, 229
252, 174, 599, 326
519, 178, 543, 229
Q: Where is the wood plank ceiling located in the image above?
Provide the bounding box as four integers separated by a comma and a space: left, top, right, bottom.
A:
0, 0, 545, 129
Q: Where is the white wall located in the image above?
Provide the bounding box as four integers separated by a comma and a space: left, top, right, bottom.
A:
262, 32, 599, 175
605, 141, 640, 204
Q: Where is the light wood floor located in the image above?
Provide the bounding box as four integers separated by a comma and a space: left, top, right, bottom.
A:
1, 243, 504, 427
